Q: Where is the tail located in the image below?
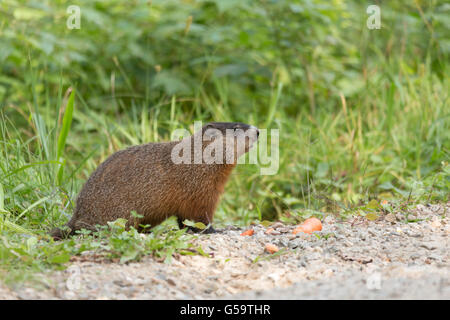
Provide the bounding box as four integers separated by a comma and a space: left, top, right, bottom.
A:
49, 225, 74, 240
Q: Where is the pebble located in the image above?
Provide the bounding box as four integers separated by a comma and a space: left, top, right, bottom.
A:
2, 203, 448, 300
420, 243, 437, 250
271, 222, 285, 229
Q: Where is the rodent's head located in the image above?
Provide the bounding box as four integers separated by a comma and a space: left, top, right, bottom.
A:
200, 122, 259, 164
171, 122, 259, 165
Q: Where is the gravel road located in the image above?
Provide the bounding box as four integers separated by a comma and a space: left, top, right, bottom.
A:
1, 202, 448, 300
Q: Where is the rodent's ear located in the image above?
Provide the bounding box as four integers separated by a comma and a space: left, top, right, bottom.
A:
204, 127, 222, 139
205, 123, 216, 129
202, 123, 214, 131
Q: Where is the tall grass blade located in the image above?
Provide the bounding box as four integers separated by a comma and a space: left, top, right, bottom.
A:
56, 88, 75, 185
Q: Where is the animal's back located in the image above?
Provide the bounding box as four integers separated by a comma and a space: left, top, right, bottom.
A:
68, 142, 178, 231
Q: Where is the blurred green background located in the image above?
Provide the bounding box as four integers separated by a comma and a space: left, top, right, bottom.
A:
0, 0, 449, 234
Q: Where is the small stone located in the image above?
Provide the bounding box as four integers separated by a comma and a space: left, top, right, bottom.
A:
421, 209, 434, 216
385, 213, 397, 223
324, 215, 335, 224
298, 258, 307, 268
420, 243, 437, 250
430, 217, 441, 229
405, 231, 422, 238
271, 222, 285, 229
313, 246, 323, 253
278, 238, 289, 247
113, 279, 131, 287
286, 234, 296, 240
416, 204, 426, 211
427, 254, 441, 261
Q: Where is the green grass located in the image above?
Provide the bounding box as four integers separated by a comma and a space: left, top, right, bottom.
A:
1, 63, 447, 284
0, 0, 449, 285
0, 217, 198, 285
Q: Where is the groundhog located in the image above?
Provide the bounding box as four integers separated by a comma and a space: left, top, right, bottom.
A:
50, 122, 259, 239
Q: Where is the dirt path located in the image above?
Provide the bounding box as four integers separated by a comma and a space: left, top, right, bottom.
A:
1, 203, 448, 300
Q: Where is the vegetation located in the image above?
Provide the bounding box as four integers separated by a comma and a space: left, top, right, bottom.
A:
0, 0, 448, 282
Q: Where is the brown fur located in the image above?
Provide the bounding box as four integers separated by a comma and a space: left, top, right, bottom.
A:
50, 122, 258, 239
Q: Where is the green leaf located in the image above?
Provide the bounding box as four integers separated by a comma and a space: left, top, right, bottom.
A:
120, 249, 138, 264
365, 213, 379, 221
26, 237, 38, 251
108, 218, 128, 230
182, 219, 207, 229
196, 246, 210, 257
366, 199, 380, 209
182, 219, 195, 227
378, 181, 395, 190
194, 222, 207, 230
260, 220, 272, 227
152, 71, 190, 95
283, 197, 301, 205
49, 253, 71, 264
130, 211, 144, 219
179, 250, 196, 256
0, 218, 33, 235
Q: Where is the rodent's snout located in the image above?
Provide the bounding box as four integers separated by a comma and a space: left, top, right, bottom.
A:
249, 125, 259, 138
